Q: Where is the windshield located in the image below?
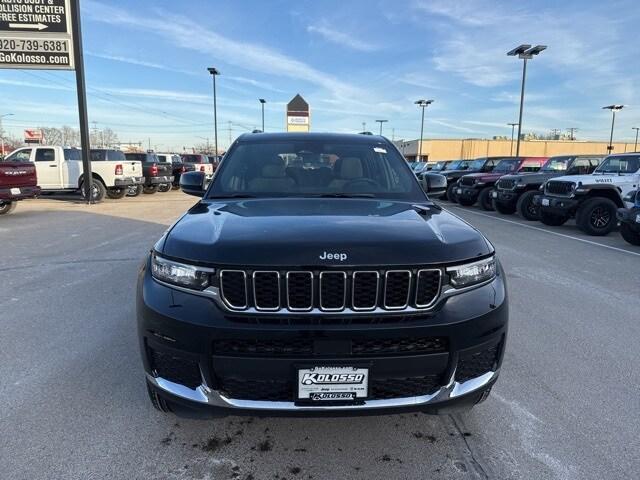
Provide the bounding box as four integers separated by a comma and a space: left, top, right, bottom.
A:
429, 162, 446, 171
413, 162, 427, 173
207, 139, 425, 201
494, 159, 521, 173
183, 154, 204, 163
541, 156, 572, 172
447, 160, 463, 170
468, 159, 486, 170
595, 155, 640, 174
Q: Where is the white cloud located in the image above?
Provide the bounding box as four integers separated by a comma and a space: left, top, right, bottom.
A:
307, 24, 378, 52
84, 1, 360, 100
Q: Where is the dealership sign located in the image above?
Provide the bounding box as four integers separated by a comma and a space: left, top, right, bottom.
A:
0, 0, 74, 69
24, 128, 43, 144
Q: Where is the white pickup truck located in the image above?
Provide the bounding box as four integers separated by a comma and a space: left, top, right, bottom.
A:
4, 146, 145, 202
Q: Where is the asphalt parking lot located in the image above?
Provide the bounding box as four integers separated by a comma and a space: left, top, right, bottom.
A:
1, 192, 638, 480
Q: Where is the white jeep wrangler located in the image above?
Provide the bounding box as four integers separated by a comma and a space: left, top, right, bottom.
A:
534, 153, 640, 236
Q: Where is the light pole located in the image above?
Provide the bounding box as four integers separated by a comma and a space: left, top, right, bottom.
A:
258, 99, 266, 132
507, 44, 547, 158
0, 113, 14, 158
375, 119, 388, 136
602, 105, 624, 153
414, 99, 434, 162
207, 67, 220, 156
632, 127, 639, 152
567, 127, 578, 141
196, 136, 211, 153
507, 122, 519, 156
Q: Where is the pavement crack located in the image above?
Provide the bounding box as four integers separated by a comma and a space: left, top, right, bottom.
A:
449, 414, 490, 480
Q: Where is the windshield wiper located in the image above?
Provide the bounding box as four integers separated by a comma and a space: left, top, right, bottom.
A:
314, 193, 376, 198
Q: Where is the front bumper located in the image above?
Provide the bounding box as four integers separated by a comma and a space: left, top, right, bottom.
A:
148, 175, 174, 185
114, 176, 145, 187
617, 207, 640, 229
492, 189, 522, 206
137, 256, 508, 416
0, 185, 41, 201
533, 194, 579, 215
456, 186, 481, 202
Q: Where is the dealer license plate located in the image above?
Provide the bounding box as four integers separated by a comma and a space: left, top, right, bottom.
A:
297, 366, 368, 401
10, 188, 20, 195
542, 198, 550, 207
635, 214, 640, 224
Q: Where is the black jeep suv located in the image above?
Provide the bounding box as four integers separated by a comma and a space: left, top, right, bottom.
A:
137, 133, 508, 417
492, 155, 603, 219
442, 157, 506, 202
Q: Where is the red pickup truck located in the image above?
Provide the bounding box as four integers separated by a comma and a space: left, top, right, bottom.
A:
0, 152, 41, 215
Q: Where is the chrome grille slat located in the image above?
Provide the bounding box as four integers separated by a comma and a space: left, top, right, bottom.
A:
384, 270, 412, 310
286, 271, 314, 311
319, 271, 346, 311
219, 270, 248, 310
253, 271, 280, 311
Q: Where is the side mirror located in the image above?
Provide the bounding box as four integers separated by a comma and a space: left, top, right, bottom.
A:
422, 172, 447, 197
180, 171, 207, 197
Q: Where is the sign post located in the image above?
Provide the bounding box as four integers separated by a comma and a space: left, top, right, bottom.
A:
1, 0, 93, 202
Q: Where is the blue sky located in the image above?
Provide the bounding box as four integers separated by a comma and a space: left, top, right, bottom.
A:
1, 0, 639, 151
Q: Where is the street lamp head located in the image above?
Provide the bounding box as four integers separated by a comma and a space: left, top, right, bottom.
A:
602, 105, 624, 111
375, 119, 388, 123
259, 98, 266, 104
507, 44, 531, 56
525, 45, 547, 56
207, 67, 220, 76
415, 99, 434, 107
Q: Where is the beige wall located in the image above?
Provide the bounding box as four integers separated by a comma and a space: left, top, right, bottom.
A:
398, 139, 636, 161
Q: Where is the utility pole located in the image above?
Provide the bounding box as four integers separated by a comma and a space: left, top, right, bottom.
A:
362, 122, 366, 132
550, 128, 561, 139
567, 128, 578, 141
375, 119, 388, 136
632, 127, 639, 152
259, 99, 266, 132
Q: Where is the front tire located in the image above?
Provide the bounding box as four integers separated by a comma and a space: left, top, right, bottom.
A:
446, 183, 458, 203
0, 200, 17, 215
576, 197, 617, 236
143, 185, 158, 194
478, 187, 494, 211
493, 199, 516, 214
517, 190, 540, 221
80, 178, 106, 203
620, 222, 640, 246
106, 187, 127, 199
540, 210, 569, 226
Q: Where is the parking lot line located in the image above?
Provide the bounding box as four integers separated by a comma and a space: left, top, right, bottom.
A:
449, 206, 640, 258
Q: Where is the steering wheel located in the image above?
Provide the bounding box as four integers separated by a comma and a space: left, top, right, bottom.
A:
343, 178, 380, 190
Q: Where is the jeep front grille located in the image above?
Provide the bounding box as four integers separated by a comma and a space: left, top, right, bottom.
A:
460, 177, 475, 186
545, 181, 574, 196
496, 178, 515, 190
218, 268, 442, 313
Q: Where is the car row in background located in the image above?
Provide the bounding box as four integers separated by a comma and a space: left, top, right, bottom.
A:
420, 153, 640, 246
0, 146, 220, 210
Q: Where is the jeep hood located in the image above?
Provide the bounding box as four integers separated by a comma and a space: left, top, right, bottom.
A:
500, 171, 559, 185
462, 172, 511, 182
161, 198, 493, 267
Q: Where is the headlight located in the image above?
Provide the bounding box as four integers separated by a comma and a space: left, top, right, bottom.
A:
446, 256, 497, 288
151, 253, 213, 290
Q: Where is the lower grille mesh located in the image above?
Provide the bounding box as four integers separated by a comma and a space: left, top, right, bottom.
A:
456, 343, 501, 383
150, 349, 201, 389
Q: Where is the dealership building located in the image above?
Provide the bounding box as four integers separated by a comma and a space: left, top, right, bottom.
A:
395, 138, 638, 162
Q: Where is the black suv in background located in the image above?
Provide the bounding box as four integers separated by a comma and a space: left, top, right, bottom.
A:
443, 157, 506, 202
124, 152, 174, 194
137, 132, 508, 417
492, 155, 603, 219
